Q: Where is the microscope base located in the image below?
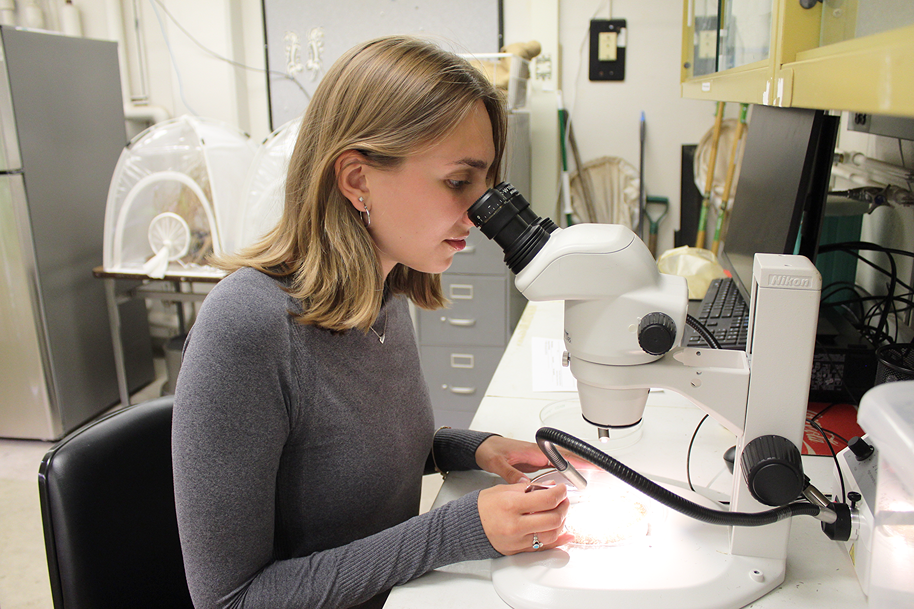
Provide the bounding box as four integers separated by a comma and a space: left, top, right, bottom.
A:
492, 485, 785, 609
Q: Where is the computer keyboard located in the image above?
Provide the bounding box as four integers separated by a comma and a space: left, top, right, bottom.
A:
686, 277, 749, 349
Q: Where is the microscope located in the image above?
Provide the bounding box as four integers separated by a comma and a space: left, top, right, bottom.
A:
468, 183, 853, 609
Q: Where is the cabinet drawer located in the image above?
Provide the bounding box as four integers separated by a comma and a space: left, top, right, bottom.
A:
421, 345, 503, 412
419, 275, 507, 346
448, 231, 506, 276
432, 409, 474, 430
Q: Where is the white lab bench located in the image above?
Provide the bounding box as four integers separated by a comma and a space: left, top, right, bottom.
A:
386, 300, 868, 608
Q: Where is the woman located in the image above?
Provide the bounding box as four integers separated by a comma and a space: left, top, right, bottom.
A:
172, 36, 571, 609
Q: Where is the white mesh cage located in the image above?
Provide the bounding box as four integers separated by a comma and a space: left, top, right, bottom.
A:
102, 115, 257, 278
234, 117, 302, 254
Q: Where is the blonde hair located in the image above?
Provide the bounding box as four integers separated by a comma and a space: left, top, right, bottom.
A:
216, 36, 507, 332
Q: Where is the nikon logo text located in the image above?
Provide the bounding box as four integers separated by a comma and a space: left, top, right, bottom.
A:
767, 274, 810, 288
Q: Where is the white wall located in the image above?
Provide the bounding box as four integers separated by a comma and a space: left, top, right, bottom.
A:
558, 0, 725, 253
50, 0, 711, 252
32, 0, 914, 285
50, 0, 270, 141
503, 0, 735, 254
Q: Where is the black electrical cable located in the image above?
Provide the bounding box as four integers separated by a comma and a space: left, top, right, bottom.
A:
686, 314, 722, 349
870, 292, 914, 342
862, 290, 894, 340
821, 285, 870, 322
820, 242, 914, 262
809, 402, 839, 423
686, 414, 710, 493
818, 427, 850, 447
821, 285, 913, 348
817, 242, 913, 344
867, 272, 895, 342
821, 285, 858, 303
808, 419, 847, 504
820, 281, 867, 309
822, 293, 902, 316
536, 427, 823, 527
809, 403, 852, 448
819, 244, 896, 326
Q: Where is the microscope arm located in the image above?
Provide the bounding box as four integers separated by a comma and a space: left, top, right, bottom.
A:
570, 347, 750, 435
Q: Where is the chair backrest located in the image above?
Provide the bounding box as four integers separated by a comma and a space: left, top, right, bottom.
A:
38, 395, 194, 609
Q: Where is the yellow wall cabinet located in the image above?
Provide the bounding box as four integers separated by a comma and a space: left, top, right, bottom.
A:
681, 0, 914, 117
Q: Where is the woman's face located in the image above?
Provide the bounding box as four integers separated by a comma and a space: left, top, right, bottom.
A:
363, 101, 496, 277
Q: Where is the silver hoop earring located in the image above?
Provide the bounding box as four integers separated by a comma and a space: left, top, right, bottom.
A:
359, 197, 371, 227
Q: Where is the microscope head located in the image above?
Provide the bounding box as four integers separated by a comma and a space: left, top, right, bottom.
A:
469, 184, 689, 435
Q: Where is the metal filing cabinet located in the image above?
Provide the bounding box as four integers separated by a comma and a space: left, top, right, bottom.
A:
418, 111, 531, 429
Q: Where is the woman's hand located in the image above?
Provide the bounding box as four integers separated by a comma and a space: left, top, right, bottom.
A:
475, 435, 592, 484
477, 482, 573, 555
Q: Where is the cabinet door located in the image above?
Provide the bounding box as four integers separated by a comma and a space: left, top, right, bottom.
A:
682, 0, 914, 117
432, 408, 475, 431
719, 0, 772, 71
681, 0, 778, 104
786, 20, 914, 116
418, 275, 507, 346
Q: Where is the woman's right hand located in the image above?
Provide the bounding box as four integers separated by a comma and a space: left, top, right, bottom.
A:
477, 482, 573, 555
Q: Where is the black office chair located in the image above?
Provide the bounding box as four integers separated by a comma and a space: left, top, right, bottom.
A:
38, 395, 194, 608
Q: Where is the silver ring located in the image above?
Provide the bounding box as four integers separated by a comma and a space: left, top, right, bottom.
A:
531, 533, 542, 550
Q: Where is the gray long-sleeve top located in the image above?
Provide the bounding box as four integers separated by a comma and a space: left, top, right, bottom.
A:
172, 268, 501, 609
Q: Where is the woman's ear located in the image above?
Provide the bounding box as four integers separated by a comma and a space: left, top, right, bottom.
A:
335, 150, 368, 212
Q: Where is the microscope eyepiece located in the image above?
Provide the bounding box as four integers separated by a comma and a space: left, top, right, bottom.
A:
493, 182, 558, 233
467, 182, 553, 273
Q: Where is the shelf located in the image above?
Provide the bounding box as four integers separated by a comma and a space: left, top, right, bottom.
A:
681, 61, 772, 105
785, 24, 914, 116
681, 0, 914, 117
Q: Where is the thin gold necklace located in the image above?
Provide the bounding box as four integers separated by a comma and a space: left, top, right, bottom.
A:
369, 309, 388, 344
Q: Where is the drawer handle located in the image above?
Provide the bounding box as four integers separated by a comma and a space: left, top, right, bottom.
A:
449, 284, 474, 300
446, 317, 476, 327
449, 386, 476, 395
450, 354, 475, 369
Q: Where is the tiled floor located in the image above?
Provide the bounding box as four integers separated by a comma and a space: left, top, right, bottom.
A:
0, 359, 443, 609
0, 438, 55, 609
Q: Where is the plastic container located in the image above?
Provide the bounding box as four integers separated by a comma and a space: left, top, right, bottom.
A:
234, 116, 302, 253
857, 380, 914, 607
102, 116, 256, 278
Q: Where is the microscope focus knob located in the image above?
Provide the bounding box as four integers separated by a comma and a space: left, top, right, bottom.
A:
741, 435, 805, 507
638, 312, 677, 356
847, 436, 874, 461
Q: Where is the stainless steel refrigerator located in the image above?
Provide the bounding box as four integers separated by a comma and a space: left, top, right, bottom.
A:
0, 26, 154, 440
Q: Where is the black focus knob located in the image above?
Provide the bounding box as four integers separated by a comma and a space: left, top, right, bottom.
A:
848, 436, 874, 461
741, 435, 805, 507
638, 312, 677, 356
847, 491, 862, 509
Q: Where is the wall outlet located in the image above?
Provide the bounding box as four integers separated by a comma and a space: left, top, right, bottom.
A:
598, 31, 618, 61
589, 19, 626, 81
